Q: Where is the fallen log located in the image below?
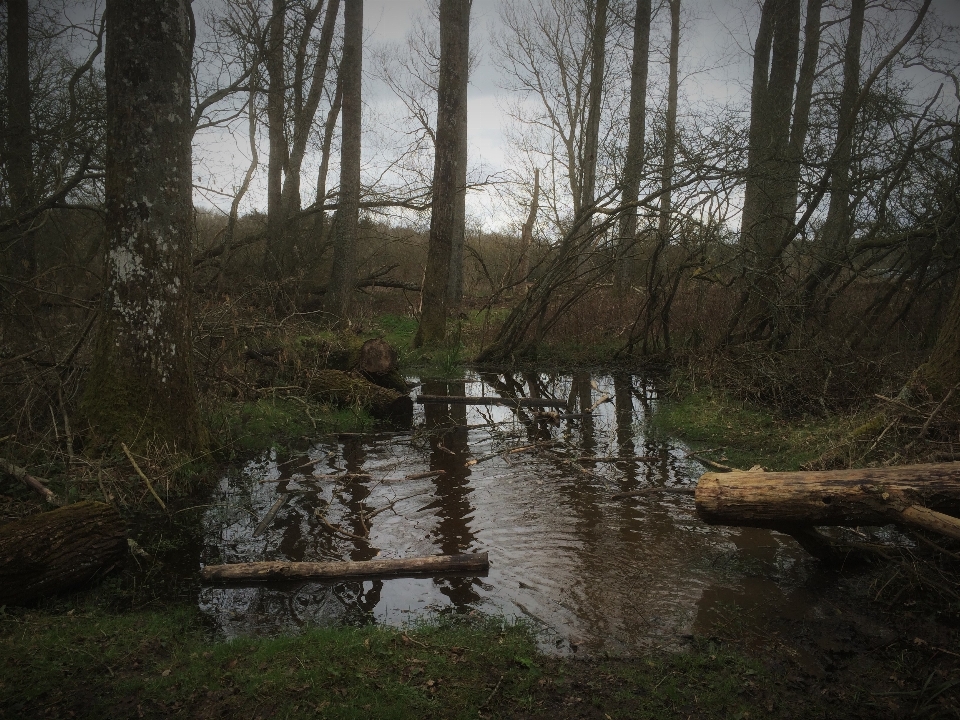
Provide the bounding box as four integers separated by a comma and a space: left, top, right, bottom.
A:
0, 501, 127, 605
307, 369, 413, 427
695, 462, 960, 541
200, 551, 489, 583
416, 395, 567, 408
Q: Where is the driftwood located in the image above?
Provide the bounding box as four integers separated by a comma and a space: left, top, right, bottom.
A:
253, 493, 289, 537
308, 369, 413, 426
200, 551, 489, 583
0, 501, 127, 604
416, 395, 567, 408
0, 457, 59, 504
695, 462, 960, 542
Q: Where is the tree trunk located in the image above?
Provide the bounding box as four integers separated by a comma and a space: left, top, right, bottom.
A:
0, 502, 127, 605
201, 552, 489, 583
446, 2, 471, 313
263, 0, 289, 279
615, 0, 651, 296
415, 0, 471, 347
657, 0, 680, 241
695, 463, 960, 528
518, 167, 540, 286
324, 0, 363, 322
84, 0, 201, 450
577, 0, 609, 222
910, 276, 960, 400
4, 0, 35, 278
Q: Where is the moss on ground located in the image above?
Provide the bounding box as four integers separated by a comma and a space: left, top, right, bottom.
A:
650, 388, 867, 471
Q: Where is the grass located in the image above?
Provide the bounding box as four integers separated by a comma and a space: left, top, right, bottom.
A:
0, 605, 815, 719
206, 397, 374, 455
650, 388, 865, 471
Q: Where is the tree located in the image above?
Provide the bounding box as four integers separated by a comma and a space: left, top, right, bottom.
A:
657, 0, 680, 242
614, 0, 651, 296
415, 0, 471, 347
324, 0, 363, 321
82, 0, 200, 450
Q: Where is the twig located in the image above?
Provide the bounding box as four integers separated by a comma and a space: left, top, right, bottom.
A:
687, 453, 736, 472
316, 512, 371, 543
121, 442, 166, 511
482, 674, 505, 708
909, 385, 958, 449
584, 393, 612, 413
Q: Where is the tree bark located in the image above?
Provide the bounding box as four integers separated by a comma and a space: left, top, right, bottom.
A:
657, 0, 680, 241
695, 463, 960, 528
201, 552, 489, 583
263, 0, 289, 278
446, 0, 471, 312
415, 0, 471, 347
4, 0, 36, 278
518, 167, 540, 286
577, 0, 609, 222
615, 0, 651, 296
84, 0, 201, 450
0, 502, 127, 605
324, 0, 363, 322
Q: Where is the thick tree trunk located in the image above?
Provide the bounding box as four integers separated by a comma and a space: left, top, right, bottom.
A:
0, 502, 127, 605
84, 0, 201, 450
307, 368, 412, 425
4, 0, 35, 278
657, 0, 680, 240
263, 0, 289, 279
201, 552, 489, 583
615, 0, 651, 296
446, 1, 471, 313
415, 0, 471, 347
695, 463, 960, 529
324, 0, 363, 321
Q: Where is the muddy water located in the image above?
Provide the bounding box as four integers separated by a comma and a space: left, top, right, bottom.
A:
200, 372, 819, 654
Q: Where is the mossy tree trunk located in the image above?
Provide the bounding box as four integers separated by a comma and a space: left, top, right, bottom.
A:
83, 0, 201, 451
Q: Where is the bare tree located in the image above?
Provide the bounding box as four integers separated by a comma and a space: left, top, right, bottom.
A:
415, 0, 471, 347
83, 0, 200, 449
324, 0, 363, 321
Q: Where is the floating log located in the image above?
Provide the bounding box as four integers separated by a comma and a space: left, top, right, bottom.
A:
200, 551, 489, 583
0, 501, 127, 605
695, 462, 960, 540
308, 369, 413, 426
416, 395, 567, 408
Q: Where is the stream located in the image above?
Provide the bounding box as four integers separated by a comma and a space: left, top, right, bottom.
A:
199, 371, 823, 655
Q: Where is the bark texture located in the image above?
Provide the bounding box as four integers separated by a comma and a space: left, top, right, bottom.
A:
615, 0, 651, 295
84, 0, 201, 450
324, 0, 364, 321
0, 502, 127, 605
657, 0, 680, 240
695, 463, 960, 528
415, 0, 471, 347
201, 552, 489, 583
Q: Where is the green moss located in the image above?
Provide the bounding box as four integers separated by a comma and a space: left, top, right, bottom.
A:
650, 389, 863, 471
206, 397, 373, 454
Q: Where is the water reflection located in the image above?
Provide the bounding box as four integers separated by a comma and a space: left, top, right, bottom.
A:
199, 371, 813, 653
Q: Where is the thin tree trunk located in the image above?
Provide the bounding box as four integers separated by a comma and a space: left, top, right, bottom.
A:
518, 167, 540, 287
578, 0, 609, 222
4, 0, 35, 278
615, 0, 651, 296
415, 0, 471, 347
84, 0, 201, 450
314, 74, 343, 240
657, 0, 680, 240
324, 0, 363, 321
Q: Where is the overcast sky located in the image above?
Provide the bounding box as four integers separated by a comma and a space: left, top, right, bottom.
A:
190, 0, 960, 231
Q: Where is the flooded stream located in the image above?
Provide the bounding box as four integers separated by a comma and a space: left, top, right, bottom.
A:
199, 371, 823, 655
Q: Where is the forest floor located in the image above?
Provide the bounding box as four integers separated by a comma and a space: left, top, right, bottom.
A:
2, 312, 959, 718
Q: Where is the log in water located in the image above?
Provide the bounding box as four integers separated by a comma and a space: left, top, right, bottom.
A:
200, 551, 490, 583
415, 395, 567, 408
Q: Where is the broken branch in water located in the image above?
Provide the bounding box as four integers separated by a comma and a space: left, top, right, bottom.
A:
253, 493, 289, 537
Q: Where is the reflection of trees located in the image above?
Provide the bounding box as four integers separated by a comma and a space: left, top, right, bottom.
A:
421, 380, 482, 607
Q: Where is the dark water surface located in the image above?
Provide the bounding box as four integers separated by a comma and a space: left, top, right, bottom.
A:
200, 371, 819, 654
